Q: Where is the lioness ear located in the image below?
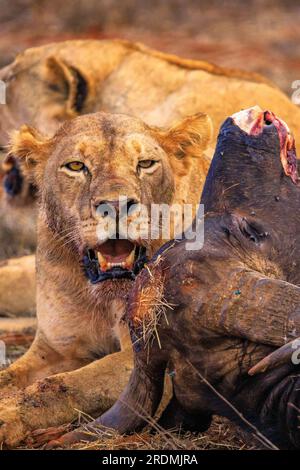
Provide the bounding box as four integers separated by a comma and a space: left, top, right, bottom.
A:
8, 125, 50, 186
159, 113, 213, 161
44, 56, 88, 114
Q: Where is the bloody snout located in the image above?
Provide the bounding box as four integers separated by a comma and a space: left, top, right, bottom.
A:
231, 106, 278, 135
231, 106, 298, 184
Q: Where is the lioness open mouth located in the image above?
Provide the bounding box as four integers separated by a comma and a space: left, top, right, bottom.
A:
82, 239, 147, 283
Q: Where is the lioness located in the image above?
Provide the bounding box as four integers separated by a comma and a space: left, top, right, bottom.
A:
0, 110, 212, 446
2, 38, 300, 315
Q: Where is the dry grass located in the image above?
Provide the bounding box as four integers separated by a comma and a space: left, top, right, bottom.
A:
17, 416, 257, 450
129, 261, 173, 351
67, 415, 257, 451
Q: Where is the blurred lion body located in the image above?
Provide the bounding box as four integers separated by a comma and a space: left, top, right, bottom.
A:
2, 39, 300, 147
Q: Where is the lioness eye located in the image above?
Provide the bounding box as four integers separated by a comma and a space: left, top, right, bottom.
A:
65, 161, 85, 172
138, 160, 157, 169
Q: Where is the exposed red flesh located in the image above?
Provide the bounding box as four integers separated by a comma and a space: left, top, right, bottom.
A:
248, 113, 264, 135
236, 107, 299, 184
262, 111, 298, 184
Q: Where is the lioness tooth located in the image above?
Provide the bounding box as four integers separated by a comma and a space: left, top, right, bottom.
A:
96, 251, 134, 271
97, 252, 108, 270
125, 249, 135, 268
107, 262, 126, 269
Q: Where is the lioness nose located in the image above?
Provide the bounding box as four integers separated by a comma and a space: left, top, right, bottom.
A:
94, 198, 138, 218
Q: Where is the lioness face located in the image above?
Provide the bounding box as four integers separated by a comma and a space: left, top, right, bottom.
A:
10, 111, 211, 297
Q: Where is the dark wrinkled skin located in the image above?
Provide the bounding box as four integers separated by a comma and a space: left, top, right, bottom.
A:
89, 116, 300, 449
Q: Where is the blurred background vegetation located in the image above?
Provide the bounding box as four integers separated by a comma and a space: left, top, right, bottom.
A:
0, 0, 299, 95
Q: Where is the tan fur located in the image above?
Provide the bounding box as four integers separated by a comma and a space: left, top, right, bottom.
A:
0, 255, 36, 317
0, 317, 36, 334
0, 111, 211, 446
0, 181, 37, 261
1, 39, 299, 151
